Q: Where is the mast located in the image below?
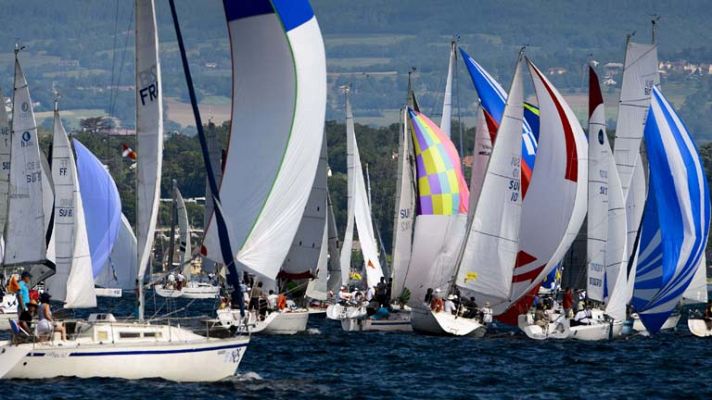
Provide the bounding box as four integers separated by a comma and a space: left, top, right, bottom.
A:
168, 0, 244, 314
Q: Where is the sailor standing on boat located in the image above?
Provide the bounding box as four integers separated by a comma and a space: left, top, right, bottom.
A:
17, 271, 32, 312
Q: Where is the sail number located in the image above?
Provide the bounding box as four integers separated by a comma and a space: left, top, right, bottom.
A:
26, 171, 41, 183
138, 65, 159, 106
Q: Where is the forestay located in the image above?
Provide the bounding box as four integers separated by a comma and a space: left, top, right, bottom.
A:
632, 87, 711, 333
455, 56, 524, 304
45, 108, 96, 308
203, 0, 327, 283
4, 54, 54, 284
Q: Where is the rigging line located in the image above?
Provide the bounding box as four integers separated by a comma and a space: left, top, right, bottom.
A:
107, 0, 120, 116
109, 4, 135, 120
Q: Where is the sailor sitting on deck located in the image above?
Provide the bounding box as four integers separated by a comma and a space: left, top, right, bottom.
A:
337, 286, 351, 304
571, 302, 593, 326
534, 305, 548, 328
444, 294, 458, 315
430, 289, 444, 312
267, 290, 279, 310
37, 293, 66, 341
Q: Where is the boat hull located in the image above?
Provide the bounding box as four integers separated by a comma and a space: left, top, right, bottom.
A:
341, 312, 412, 332
688, 319, 712, 337
632, 313, 681, 334
518, 311, 623, 341
263, 310, 309, 335
95, 288, 123, 298
410, 307, 486, 337
326, 304, 367, 320
154, 283, 220, 299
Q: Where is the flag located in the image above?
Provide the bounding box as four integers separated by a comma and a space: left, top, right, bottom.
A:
122, 144, 137, 160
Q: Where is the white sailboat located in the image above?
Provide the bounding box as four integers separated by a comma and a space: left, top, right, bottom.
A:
206, 0, 327, 336
0, 0, 249, 382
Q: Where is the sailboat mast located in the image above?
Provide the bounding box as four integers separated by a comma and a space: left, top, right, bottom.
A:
167, 0, 245, 314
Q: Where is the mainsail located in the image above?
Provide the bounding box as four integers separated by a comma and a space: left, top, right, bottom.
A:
45, 106, 96, 308
73, 139, 122, 279
402, 109, 469, 306
203, 0, 327, 284
455, 55, 524, 304
339, 90, 383, 288
135, 0, 163, 320
632, 87, 710, 333
4, 52, 54, 284
497, 59, 588, 317
174, 185, 192, 278
587, 67, 628, 321
440, 40, 456, 137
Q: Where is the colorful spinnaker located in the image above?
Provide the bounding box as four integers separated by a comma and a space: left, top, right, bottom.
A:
632, 87, 711, 334
402, 108, 469, 306
203, 0, 327, 285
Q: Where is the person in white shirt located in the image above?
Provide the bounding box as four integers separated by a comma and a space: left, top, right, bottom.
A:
444, 295, 458, 314
176, 273, 186, 290
337, 286, 351, 304
167, 273, 176, 289
481, 302, 493, 324
573, 302, 592, 326
267, 290, 279, 310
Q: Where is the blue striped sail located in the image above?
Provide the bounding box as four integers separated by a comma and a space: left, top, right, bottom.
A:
632, 87, 711, 334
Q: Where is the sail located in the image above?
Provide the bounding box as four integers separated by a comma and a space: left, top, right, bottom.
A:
203, 0, 327, 283
0, 88, 10, 241
135, 0, 163, 291
587, 67, 628, 320
74, 139, 122, 278
402, 109, 469, 306
468, 106, 493, 214
44, 109, 96, 308
440, 41, 455, 137
390, 107, 416, 300
682, 254, 708, 304
614, 40, 659, 197
460, 48, 537, 195
455, 57, 524, 303
281, 131, 328, 279
202, 123, 223, 273
174, 185, 192, 278
339, 93, 356, 282
496, 59, 588, 316
632, 87, 711, 333
306, 214, 329, 300
4, 56, 53, 284
325, 192, 343, 293
41, 155, 55, 268
95, 214, 138, 290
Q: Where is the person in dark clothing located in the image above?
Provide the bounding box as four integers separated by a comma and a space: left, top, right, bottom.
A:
424, 288, 434, 304
385, 278, 393, 303
375, 277, 388, 308
249, 281, 264, 311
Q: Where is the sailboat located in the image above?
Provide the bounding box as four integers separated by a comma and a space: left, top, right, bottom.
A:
204, 0, 327, 336
155, 181, 219, 299
631, 86, 710, 335
0, 0, 249, 382
520, 66, 629, 340
329, 88, 410, 332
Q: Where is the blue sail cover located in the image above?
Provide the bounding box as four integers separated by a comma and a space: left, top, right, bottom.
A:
73, 139, 122, 278
632, 87, 711, 333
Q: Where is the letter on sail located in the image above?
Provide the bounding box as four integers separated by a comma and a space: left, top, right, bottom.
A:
203, 0, 327, 283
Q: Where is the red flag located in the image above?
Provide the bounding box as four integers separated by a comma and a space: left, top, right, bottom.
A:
122, 144, 137, 160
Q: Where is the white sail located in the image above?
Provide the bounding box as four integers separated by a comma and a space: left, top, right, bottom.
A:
440, 40, 455, 137
0, 88, 11, 240
306, 214, 329, 301
45, 108, 96, 308
614, 40, 659, 197
498, 59, 588, 315
467, 106, 493, 214
455, 57, 524, 302
339, 92, 356, 282
325, 193, 343, 293
390, 107, 415, 299
202, 123, 222, 273
41, 155, 55, 267
135, 0, 163, 319
174, 185, 191, 279
281, 132, 328, 279
4, 55, 53, 282
683, 254, 708, 304
95, 214, 138, 291
202, 2, 327, 283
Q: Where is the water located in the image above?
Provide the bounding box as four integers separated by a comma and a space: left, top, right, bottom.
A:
3, 295, 712, 399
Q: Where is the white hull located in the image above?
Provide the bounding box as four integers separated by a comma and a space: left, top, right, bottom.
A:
341, 311, 412, 332
95, 288, 123, 298
688, 319, 712, 337
326, 303, 367, 320
410, 307, 486, 337
217, 309, 308, 335
154, 283, 220, 300
0, 322, 249, 382
632, 313, 681, 334
518, 310, 623, 341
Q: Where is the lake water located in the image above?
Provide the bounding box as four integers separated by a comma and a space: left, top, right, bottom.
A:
2, 294, 711, 399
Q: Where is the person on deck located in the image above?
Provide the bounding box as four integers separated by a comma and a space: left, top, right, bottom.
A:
176, 273, 186, 290
376, 277, 388, 308
572, 302, 593, 326
366, 285, 375, 302
424, 288, 434, 305
481, 302, 493, 324
534, 304, 548, 328
430, 289, 444, 312
563, 288, 574, 318
17, 271, 32, 313
337, 286, 351, 304
461, 296, 479, 318
386, 278, 393, 303
18, 300, 37, 334
167, 272, 176, 290
37, 293, 66, 341
267, 290, 279, 310
249, 282, 264, 311
444, 295, 457, 315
